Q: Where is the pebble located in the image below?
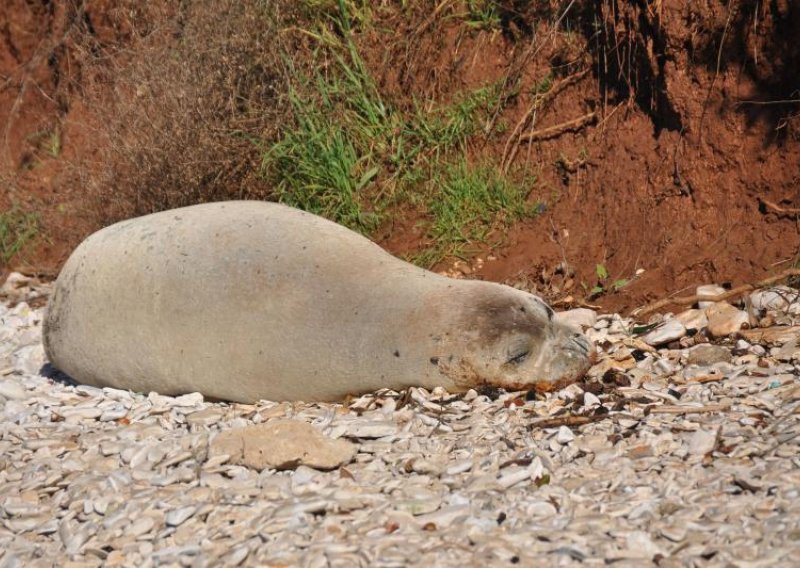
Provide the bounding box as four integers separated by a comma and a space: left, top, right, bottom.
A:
0, 380, 27, 400
2, 274, 800, 566
641, 319, 686, 346
128, 517, 155, 537
556, 426, 575, 444
165, 506, 196, 527
697, 284, 726, 309
686, 428, 718, 456
706, 302, 750, 337
675, 308, 708, 331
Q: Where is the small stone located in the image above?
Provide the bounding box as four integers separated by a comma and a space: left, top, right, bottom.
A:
172, 392, 204, 406
686, 428, 718, 456
165, 506, 196, 527
554, 308, 598, 330
705, 302, 749, 338
582, 392, 601, 408
210, 420, 356, 471
225, 546, 250, 566
775, 340, 800, 362
0, 380, 26, 400
659, 525, 687, 542
396, 496, 442, 515
697, 284, 726, 309
675, 308, 708, 331
556, 426, 575, 444
409, 458, 444, 476
497, 466, 533, 489
128, 517, 155, 537
685, 344, 731, 366
641, 319, 686, 346
186, 408, 224, 426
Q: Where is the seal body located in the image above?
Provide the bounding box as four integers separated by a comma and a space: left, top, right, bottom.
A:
44, 201, 592, 402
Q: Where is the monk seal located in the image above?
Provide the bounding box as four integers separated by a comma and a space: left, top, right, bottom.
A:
43, 201, 592, 402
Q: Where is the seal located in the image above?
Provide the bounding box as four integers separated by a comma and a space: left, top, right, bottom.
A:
43, 201, 593, 402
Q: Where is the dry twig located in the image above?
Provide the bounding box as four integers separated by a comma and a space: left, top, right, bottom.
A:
635, 268, 800, 316
648, 403, 731, 415
528, 413, 607, 429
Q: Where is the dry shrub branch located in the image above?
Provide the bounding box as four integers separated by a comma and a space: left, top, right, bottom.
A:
73, 0, 293, 225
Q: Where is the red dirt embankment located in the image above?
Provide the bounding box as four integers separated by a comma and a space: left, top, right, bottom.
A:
2, 1, 799, 314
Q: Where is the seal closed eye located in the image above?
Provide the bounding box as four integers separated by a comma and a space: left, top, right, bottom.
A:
507, 349, 530, 365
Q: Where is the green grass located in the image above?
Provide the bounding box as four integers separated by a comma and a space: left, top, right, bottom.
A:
463, 0, 502, 30
263, 0, 541, 264
420, 161, 537, 265
0, 206, 39, 264
25, 128, 61, 160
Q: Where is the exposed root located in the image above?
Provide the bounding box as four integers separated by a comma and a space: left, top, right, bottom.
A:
760, 198, 800, 216
518, 112, 597, 143
501, 68, 590, 173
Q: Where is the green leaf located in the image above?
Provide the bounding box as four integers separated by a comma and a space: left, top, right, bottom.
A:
595, 263, 608, 280
632, 323, 659, 335
589, 285, 604, 296
612, 278, 630, 290
356, 166, 379, 190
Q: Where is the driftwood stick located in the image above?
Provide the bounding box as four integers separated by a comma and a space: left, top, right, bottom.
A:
636, 268, 800, 317
648, 403, 731, 415
528, 413, 606, 429
519, 112, 597, 143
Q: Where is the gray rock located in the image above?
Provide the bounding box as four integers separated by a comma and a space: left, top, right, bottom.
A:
210, 420, 356, 471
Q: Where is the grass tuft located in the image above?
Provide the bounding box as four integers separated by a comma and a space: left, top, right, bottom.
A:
0, 206, 39, 264
420, 161, 537, 266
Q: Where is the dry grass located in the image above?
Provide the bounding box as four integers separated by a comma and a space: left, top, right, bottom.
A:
69, 0, 293, 225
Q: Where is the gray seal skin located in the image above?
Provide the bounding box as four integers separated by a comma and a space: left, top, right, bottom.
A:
44, 201, 593, 402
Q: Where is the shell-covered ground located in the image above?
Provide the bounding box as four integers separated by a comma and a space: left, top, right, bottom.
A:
2, 276, 800, 567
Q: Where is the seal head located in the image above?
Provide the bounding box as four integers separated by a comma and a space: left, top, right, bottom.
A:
431, 283, 593, 392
